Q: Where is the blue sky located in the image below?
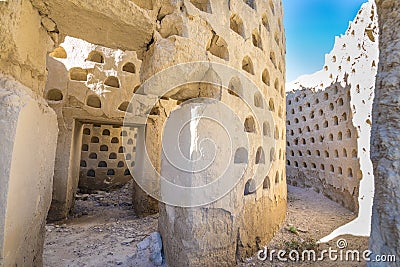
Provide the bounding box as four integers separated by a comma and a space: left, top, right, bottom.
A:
283, 0, 368, 82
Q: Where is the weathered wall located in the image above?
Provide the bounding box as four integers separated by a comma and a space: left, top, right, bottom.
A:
156, 89, 287, 265
0, 75, 58, 266
369, 0, 400, 264
286, 0, 378, 213
0, 0, 53, 95
0, 0, 170, 263
78, 124, 138, 191
146, 0, 287, 265
0, 0, 158, 223
30, 0, 155, 55
1, 0, 288, 265
44, 37, 163, 220
0, 1, 58, 265
45, 36, 145, 119
286, 84, 361, 211
132, 99, 178, 216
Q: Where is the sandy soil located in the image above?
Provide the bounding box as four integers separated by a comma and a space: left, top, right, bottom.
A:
240, 186, 369, 267
43, 181, 159, 267
43, 184, 368, 267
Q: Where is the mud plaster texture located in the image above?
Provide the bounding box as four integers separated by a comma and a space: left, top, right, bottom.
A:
0, 74, 58, 266
78, 124, 138, 192
286, 0, 378, 213
369, 0, 400, 265
44, 36, 166, 221
149, 0, 287, 265
2, 0, 285, 265
0, 0, 399, 266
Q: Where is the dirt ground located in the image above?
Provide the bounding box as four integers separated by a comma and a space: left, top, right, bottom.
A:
43, 184, 368, 267
43, 181, 160, 267
240, 186, 369, 267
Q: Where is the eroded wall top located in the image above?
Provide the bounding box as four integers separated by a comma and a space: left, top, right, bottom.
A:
30, 0, 156, 53
286, 0, 378, 212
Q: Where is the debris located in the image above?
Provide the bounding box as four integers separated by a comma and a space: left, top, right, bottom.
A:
121, 238, 135, 245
